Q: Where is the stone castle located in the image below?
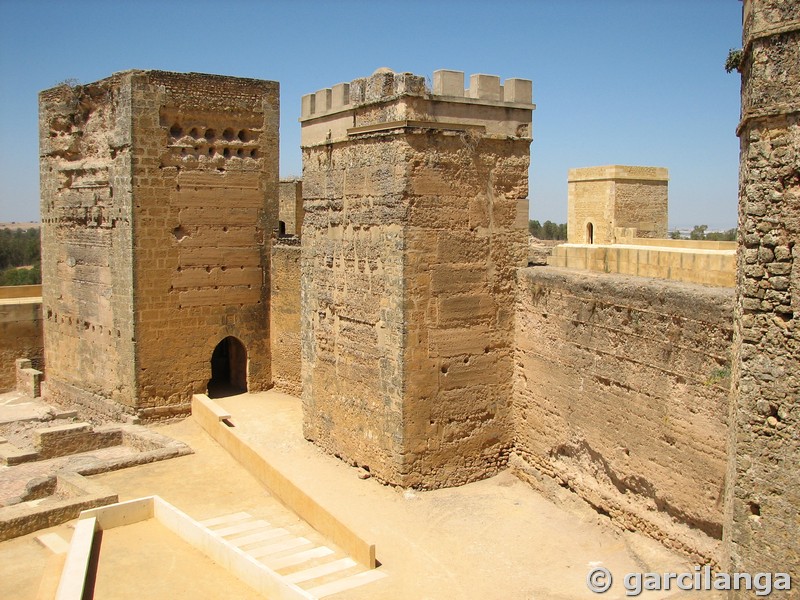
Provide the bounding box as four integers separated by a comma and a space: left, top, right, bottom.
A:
0, 0, 795, 589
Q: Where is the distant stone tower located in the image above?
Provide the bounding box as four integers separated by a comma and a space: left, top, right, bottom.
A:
725, 0, 800, 584
39, 70, 278, 420
567, 165, 668, 244
300, 68, 533, 488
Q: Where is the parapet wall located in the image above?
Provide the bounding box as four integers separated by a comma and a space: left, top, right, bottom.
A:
513, 267, 734, 563
548, 242, 735, 287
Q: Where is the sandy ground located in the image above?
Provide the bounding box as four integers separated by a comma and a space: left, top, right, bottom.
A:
0, 389, 723, 599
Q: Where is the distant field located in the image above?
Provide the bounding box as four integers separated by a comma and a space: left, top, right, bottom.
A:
0, 222, 40, 230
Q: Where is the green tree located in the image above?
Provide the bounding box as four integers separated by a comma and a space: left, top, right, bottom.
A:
670, 230, 682, 240
706, 228, 737, 242
690, 225, 708, 240
528, 219, 542, 238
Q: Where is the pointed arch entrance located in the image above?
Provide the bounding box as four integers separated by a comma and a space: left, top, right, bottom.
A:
208, 336, 247, 398
586, 222, 594, 244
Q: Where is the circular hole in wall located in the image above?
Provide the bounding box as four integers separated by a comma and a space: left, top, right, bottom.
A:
236, 148, 244, 158
205, 128, 216, 141
223, 148, 231, 158
189, 127, 199, 138
169, 124, 182, 138
223, 128, 235, 141
250, 149, 258, 159
238, 129, 250, 142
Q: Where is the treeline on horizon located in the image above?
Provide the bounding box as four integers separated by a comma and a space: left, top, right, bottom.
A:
529, 220, 737, 242
0, 228, 41, 286
528, 220, 567, 240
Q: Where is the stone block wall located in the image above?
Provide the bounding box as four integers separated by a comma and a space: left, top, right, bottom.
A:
513, 266, 734, 563
40, 70, 278, 419
548, 242, 735, 287
270, 240, 301, 396
301, 68, 533, 488
278, 178, 304, 238
40, 76, 136, 417
0, 298, 43, 393
131, 71, 278, 417
726, 0, 800, 582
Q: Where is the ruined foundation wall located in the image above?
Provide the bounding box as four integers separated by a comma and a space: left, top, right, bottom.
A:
0, 299, 43, 392
39, 77, 137, 414
270, 241, 301, 396
725, 0, 800, 579
130, 71, 278, 416
513, 266, 734, 563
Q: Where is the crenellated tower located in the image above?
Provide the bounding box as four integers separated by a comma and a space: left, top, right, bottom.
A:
300, 68, 534, 488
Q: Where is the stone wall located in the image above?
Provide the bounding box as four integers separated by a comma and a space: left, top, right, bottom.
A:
40, 70, 279, 419
726, 0, 800, 581
548, 242, 735, 287
131, 71, 278, 417
278, 179, 304, 238
270, 240, 301, 396
301, 69, 533, 488
40, 76, 137, 417
513, 266, 734, 563
0, 295, 43, 393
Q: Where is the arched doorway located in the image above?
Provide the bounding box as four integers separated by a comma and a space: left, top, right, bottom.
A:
208, 336, 247, 398
586, 222, 594, 244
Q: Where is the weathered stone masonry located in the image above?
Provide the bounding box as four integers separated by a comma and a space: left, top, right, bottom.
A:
513, 267, 733, 564
726, 0, 800, 583
300, 69, 533, 488
40, 71, 278, 420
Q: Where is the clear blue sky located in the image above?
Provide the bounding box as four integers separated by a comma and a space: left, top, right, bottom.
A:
0, 0, 743, 229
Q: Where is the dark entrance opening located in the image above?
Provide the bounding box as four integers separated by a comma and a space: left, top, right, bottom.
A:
587, 222, 594, 244
208, 336, 247, 398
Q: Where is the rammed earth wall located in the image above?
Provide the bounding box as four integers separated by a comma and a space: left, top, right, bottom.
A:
513, 266, 734, 563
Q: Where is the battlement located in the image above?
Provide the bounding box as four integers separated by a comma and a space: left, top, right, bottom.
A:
300, 68, 533, 119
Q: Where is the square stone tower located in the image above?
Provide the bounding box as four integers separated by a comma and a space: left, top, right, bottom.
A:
567, 165, 668, 244
300, 68, 533, 488
39, 70, 278, 420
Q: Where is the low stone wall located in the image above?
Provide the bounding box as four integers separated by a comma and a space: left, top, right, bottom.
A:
35, 422, 123, 459
270, 242, 301, 396
0, 472, 117, 542
0, 285, 42, 300
513, 266, 734, 563
0, 296, 43, 393
548, 243, 735, 287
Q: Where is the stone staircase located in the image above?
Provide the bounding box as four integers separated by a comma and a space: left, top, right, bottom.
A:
200, 511, 387, 598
